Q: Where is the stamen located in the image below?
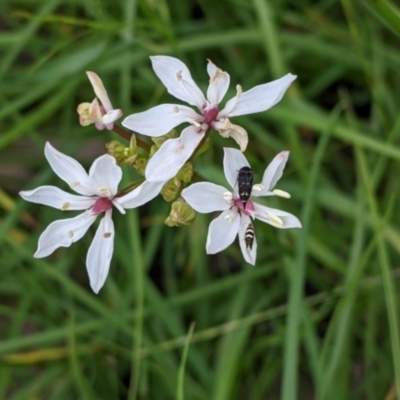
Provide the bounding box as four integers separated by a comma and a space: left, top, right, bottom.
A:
61, 202, 70, 211
252, 184, 264, 192
236, 84, 243, 97
70, 181, 80, 189
223, 191, 233, 201
176, 70, 183, 81
224, 214, 233, 223
273, 189, 291, 198
68, 230, 74, 238
98, 187, 110, 196
268, 214, 284, 227
209, 68, 224, 84
187, 118, 202, 128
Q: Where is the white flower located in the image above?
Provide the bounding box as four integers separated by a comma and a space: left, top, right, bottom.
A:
19, 142, 163, 293
77, 71, 123, 130
181, 148, 301, 265
122, 56, 296, 182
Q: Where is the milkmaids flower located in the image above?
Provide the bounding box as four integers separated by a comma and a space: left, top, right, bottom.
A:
19, 142, 163, 293
77, 71, 123, 130
122, 56, 296, 182
181, 148, 301, 265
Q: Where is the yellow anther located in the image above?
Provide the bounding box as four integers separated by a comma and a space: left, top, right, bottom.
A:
61, 202, 70, 211
273, 189, 291, 198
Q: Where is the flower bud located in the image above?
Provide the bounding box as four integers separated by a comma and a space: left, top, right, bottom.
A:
165, 198, 196, 227
106, 135, 138, 165
106, 140, 127, 163
177, 162, 193, 184
152, 130, 178, 149
133, 156, 148, 176
161, 177, 181, 202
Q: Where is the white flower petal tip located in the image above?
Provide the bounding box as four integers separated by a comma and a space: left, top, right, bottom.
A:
272, 189, 291, 198
277, 151, 290, 160
102, 109, 123, 125
85, 71, 112, 111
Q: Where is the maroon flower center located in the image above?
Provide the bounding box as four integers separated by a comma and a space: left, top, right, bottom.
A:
233, 198, 255, 216
203, 107, 219, 125
92, 197, 113, 215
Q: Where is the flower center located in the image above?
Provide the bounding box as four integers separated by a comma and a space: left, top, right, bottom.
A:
233, 198, 255, 216
203, 106, 219, 125
92, 197, 113, 215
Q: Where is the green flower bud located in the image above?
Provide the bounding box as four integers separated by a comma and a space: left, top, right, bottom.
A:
149, 144, 158, 158
165, 198, 196, 227
106, 140, 126, 163
177, 162, 193, 184
133, 156, 148, 176
152, 130, 178, 149
106, 135, 138, 164
161, 177, 181, 202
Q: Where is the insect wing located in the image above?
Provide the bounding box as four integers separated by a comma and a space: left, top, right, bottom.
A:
237, 166, 253, 208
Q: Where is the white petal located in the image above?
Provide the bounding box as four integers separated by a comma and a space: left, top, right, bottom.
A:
222, 73, 297, 117
102, 108, 123, 124
34, 211, 97, 258
181, 182, 231, 213
223, 147, 251, 189
86, 211, 114, 294
252, 151, 289, 197
238, 214, 257, 265
145, 125, 205, 182
44, 142, 93, 196
180, 79, 208, 111
117, 180, 164, 209
215, 119, 248, 152
122, 104, 200, 137
88, 155, 122, 197
253, 202, 302, 229
206, 209, 240, 254
19, 186, 95, 210
150, 56, 206, 107
86, 71, 113, 112
206, 60, 230, 106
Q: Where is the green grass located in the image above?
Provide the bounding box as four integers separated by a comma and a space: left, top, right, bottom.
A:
1, 0, 400, 399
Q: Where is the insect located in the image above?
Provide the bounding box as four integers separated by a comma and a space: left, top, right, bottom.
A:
237, 166, 254, 209
244, 223, 255, 250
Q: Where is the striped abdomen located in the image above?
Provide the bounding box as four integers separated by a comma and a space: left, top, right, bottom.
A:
245, 223, 254, 250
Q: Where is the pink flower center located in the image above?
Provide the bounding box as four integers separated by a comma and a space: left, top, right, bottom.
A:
233, 198, 255, 216
203, 106, 219, 125
92, 197, 113, 215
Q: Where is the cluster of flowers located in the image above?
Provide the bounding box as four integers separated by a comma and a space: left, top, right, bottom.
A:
20, 56, 301, 293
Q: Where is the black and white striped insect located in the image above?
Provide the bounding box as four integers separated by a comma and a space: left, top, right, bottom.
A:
244, 223, 255, 250
237, 166, 254, 209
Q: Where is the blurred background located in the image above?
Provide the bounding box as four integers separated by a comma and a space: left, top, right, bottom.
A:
1, 0, 400, 399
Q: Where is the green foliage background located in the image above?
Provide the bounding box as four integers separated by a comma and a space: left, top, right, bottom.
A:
1, 0, 400, 399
